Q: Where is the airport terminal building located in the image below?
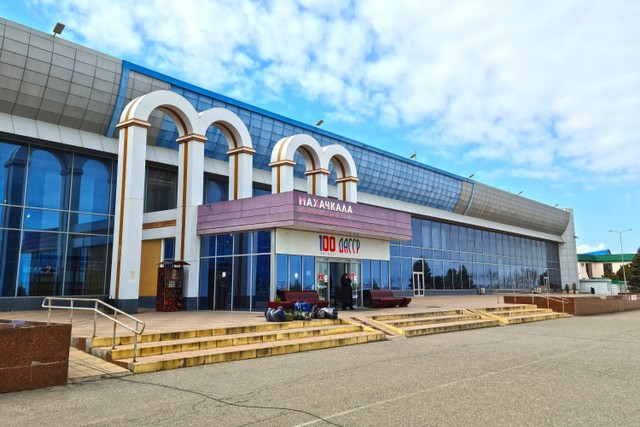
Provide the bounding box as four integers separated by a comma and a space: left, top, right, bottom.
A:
0, 18, 578, 312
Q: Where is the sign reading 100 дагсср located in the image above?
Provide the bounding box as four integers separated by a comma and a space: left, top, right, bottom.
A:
275, 229, 390, 260
319, 234, 360, 255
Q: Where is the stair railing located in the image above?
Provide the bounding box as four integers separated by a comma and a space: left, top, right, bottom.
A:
541, 295, 570, 314
494, 289, 570, 314
42, 297, 145, 362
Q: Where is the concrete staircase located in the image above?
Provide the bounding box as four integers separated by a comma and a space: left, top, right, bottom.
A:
87, 319, 384, 374
475, 304, 570, 325
368, 310, 501, 337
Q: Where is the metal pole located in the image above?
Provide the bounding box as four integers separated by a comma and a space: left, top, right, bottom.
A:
133, 321, 139, 363
93, 301, 98, 338
619, 233, 627, 286
47, 299, 51, 324
112, 312, 117, 350
69, 299, 73, 324
609, 229, 633, 289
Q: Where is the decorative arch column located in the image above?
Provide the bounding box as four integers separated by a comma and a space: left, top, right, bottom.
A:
322, 145, 359, 203
111, 91, 198, 311
198, 108, 255, 200
269, 135, 328, 197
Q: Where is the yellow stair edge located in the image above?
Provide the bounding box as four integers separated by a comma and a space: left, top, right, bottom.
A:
127, 330, 385, 374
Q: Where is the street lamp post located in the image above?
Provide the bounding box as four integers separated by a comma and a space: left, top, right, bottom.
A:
608, 228, 633, 287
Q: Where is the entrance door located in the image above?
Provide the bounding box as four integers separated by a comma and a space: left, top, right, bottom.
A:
413, 272, 424, 296
213, 257, 232, 310
315, 258, 361, 307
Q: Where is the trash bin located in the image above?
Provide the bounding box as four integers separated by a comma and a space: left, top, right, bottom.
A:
590, 287, 595, 294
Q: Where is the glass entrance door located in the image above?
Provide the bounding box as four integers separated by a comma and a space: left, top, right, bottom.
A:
315, 258, 361, 307
413, 272, 424, 296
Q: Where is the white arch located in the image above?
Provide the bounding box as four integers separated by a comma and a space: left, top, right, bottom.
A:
270, 134, 327, 196
269, 134, 359, 202
322, 145, 359, 203
198, 108, 255, 200
119, 90, 199, 137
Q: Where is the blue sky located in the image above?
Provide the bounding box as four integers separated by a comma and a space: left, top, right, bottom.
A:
2, 0, 639, 254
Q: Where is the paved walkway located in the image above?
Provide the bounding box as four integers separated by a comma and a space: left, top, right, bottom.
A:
0, 294, 536, 382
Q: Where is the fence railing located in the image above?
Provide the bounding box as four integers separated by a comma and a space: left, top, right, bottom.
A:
42, 297, 145, 362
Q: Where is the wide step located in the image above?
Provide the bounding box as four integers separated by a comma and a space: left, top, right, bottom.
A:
476, 307, 570, 325
122, 330, 384, 374
402, 319, 501, 337
89, 320, 384, 373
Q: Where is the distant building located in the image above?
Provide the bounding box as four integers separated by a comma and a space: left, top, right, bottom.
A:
578, 250, 634, 280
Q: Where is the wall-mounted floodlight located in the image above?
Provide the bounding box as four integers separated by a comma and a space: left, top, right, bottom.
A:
409, 152, 416, 159
554, 203, 559, 207
517, 191, 523, 195
468, 173, 475, 179
53, 22, 65, 36
314, 120, 324, 127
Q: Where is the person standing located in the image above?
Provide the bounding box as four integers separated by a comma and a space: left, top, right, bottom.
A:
340, 273, 354, 310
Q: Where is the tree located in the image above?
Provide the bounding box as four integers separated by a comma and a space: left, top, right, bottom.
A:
627, 247, 640, 293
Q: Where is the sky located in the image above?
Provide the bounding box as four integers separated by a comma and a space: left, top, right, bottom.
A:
2, 0, 639, 254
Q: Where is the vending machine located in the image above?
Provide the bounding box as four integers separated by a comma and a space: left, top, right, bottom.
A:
156, 260, 189, 312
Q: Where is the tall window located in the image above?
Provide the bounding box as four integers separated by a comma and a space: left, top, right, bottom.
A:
145, 166, 177, 212
0, 140, 115, 298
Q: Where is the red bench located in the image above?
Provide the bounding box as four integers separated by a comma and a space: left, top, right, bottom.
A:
267, 290, 330, 310
365, 290, 411, 308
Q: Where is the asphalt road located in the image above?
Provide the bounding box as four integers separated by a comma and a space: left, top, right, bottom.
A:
2, 311, 639, 426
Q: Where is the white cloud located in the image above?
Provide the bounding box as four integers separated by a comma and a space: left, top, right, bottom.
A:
577, 243, 607, 254
32, 0, 640, 187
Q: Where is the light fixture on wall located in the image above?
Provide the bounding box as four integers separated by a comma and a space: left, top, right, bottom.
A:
468, 173, 475, 179
409, 151, 416, 159
53, 22, 65, 36
314, 119, 324, 127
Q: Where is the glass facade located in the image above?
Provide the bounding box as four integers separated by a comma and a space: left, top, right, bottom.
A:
0, 140, 115, 298
154, 86, 464, 212
389, 217, 561, 292
199, 231, 271, 311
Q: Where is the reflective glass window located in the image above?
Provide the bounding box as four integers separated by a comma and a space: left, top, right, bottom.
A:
411, 217, 421, 246
234, 232, 251, 255
253, 231, 271, 254
200, 236, 215, 257
0, 229, 21, 296
362, 259, 371, 289
432, 222, 441, 249
401, 257, 412, 291
0, 206, 23, 229
421, 220, 432, 248
0, 141, 27, 206
68, 213, 109, 234
289, 255, 302, 290
145, 166, 177, 212
64, 234, 108, 295
390, 257, 401, 289
24, 209, 66, 232
232, 255, 251, 310
276, 254, 288, 290
252, 254, 271, 310
71, 156, 112, 214
371, 260, 381, 289
217, 233, 233, 256
164, 238, 175, 261
26, 148, 72, 210
18, 231, 65, 296
204, 177, 228, 203
303, 256, 315, 290
381, 261, 389, 289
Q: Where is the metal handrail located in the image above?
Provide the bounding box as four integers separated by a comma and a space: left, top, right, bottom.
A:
541, 294, 570, 314
42, 297, 145, 362
494, 289, 570, 313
